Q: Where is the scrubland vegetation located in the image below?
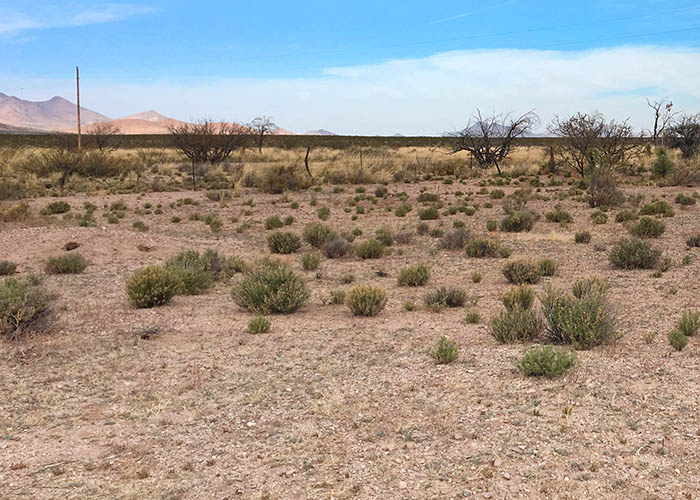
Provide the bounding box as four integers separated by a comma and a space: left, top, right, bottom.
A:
1, 124, 700, 499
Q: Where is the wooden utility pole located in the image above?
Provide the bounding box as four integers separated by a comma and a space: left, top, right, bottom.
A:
76, 66, 81, 151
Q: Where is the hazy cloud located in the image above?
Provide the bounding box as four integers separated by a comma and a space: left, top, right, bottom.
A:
429, 1, 518, 25
3, 46, 700, 135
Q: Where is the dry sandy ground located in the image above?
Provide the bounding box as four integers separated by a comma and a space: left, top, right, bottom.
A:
1, 180, 699, 500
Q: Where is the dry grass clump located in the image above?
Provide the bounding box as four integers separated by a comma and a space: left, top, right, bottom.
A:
423, 287, 467, 308
301, 252, 321, 271
40, 200, 71, 215
0, 260, 17, 276
502, 260, 542, 284
45, 253, 88, 274
303, 222, 336, 248
231, 258, 309, 314
465, 236, 501, 258
345, 284, 387, 316
126, 266, 180, 308
248, 317, 271, 334
500, 209, 536, 232
639, 200, 674, 217
323, 235, 351, 258
668, 329, 688, 351
677, 310, 700, 337
0, 274, 55, 340
397, 263, 430, 286
438, 229, 471, 250
267, 231, 302, 254
354, 239, 384, 259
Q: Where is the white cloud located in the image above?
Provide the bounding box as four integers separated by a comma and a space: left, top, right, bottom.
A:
0, 3, 154, 34
3, 45, 700, 135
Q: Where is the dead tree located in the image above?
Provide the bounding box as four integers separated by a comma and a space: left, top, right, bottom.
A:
667, 113, 700, 158
645, 98, 677, 146
548, 112, 638, 177
87, 122, 123, 152
452, 110, 538, 175
169, 120, 249, 190
248, 116, 277, 153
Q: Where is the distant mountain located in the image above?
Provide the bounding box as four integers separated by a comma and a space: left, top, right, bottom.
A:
120, 110, 172, 122
0, 93, 109, 131
304, 129, 336, 136
93, 111, 187, 135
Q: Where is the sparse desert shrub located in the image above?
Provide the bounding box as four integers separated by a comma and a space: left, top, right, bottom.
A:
677, 310, 700, 337
687, 234, 700, 248
345, 284, 387, 316
519, 345, 576, 378
538, 258, 558, 277
303, 222, 335, 248
486, 220, 498, 232
465, 307, 480, 323
0, 201, 30, 222
489, 189, 505, 199
540, 284, 616, 349
418, 206, 439, 220
500, 209, 536, 232
322, 235, 351, 258
416, 222, 429, 235
439, 229, 471, 250
639, 200, 674, 217
267, 231, 302, 254
264, 215, 284, 230
502, 260, 542, 284
587, 167, 624, 208
403, 299, 417, 311
394, 231, 413, 245
417, 192, 439, 203
424, 287, 467, 308
630, 216, 665, 238
615, 210, 637, 223
571, 276, 609, 299
394, 202, 412, 217
608, 237, 661, 269
675, 193, 696, 206
375, 227, 394, 246
248, 317, 271, 334
545, 206, 573, 224
397, 263, 430, 286
501, 284, 535, 311
0, 274, 55, 339
590, 210, 608, 225
40, 201, 70, 215
45, 253, 88, 274
575, 230, 591, 244
0, 261, 17, 276
257, 164, 309, 193
354, 239, 384, 259
668, 329, 688, 351
465, 237, 500, 258
165, 250, 215, 295
301, 252, 321, 271
490, 307, 542, 343
470, 271, 483, 283
231, 258, 310, 314
429, 336, 460, 364
651, 148, 675, 178
126, 266, 179, 308
317, 207, 330, 221
223, 256, 249, 276
132, 220, 148, 232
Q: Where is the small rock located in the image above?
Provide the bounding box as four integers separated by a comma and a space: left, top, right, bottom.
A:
63, 241, 80, 251
398, 481, 407, 489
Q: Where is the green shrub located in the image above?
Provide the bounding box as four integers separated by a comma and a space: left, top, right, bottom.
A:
571, 276, 609, 299
677, 310, 700, 337
375, 227, 394, 246
675, 193, 696, 206
465, 307, 480, 323
394, 202, 412, 217
490, 307, 542, 343
223, 256, 249, 276
615, 210, 637, 223
418, 206, 439, 220
545, 206, 572, 224
303, 222, 335, 248
574, 230, 591, 244
328, 289, 346, 305
301, 252, 321, 271
231, 258, 309, 314
608, 237, 661, 269
630, 216, 665, 238
470, 271, 483, 283
429, 336, 460, 364
45, 253, 88, 274
397, 263, 430, 286
317, 207, 330, 221
126, 266, 180, 308
651, 148, 675, 178
501, 284, 535, 311
500, 209, 536, 232
267, 232, 302, 254
424, 287, 467, 308
345, 284, 387, 316
0, 274, 54, 339
439, 229, 471, 250
248, 317, 271, 334
354, 239, 384, 259
417, 192, 439, 203
687, 234, 700, 248
502, 260, 542, 284
40, 201, 70, 215
486, 220, 498, 232
165, 250, 215, 295
489, 189, 505, 199
668, 329, 688, 351
540, 285, 616, 349
639, 200, 673, 217
538, 258, 558, 277
132, 220, 148, 232
0, 261, 17, 276
519, 345, 576, 378
264, 215, 284, 230
591, 210, 608, 225
498, 247, 512, 258
465, 237, 499, 258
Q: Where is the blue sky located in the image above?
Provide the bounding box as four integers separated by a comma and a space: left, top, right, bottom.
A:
2, 1, 700, 134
